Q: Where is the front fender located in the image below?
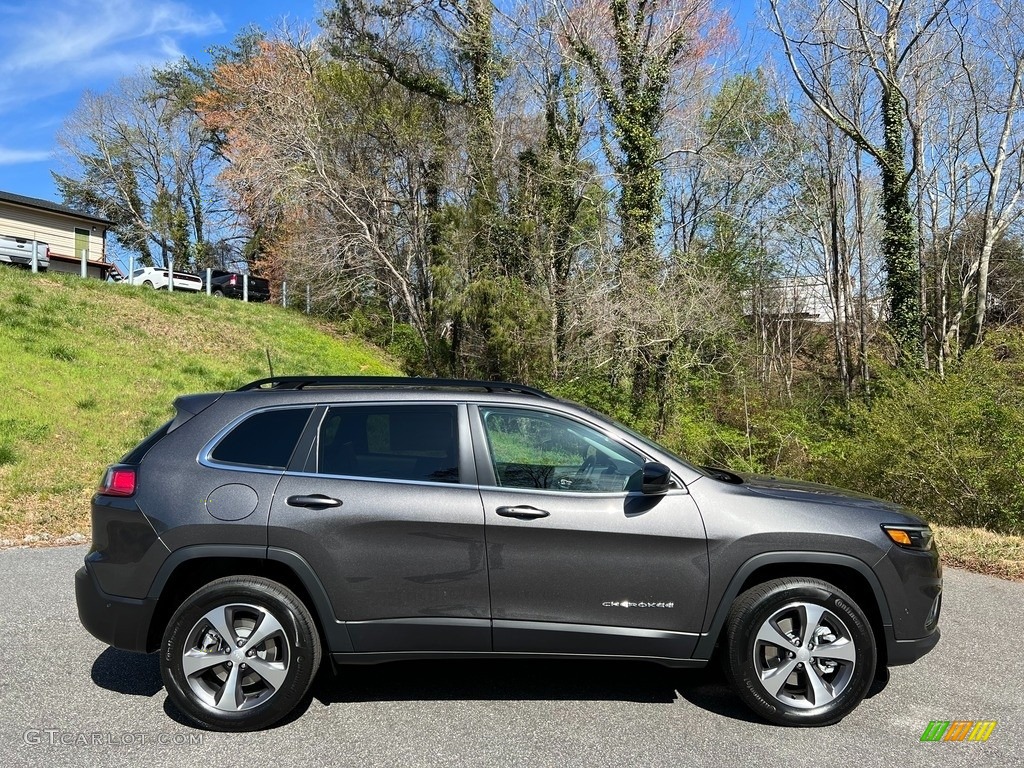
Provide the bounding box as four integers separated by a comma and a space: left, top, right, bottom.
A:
693, 550, 892, 660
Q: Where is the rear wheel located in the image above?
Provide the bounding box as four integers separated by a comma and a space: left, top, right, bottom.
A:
213, 289, 225, 298
142, 280, 155, 289
160, 576, 321, 731
724, 577, 876, 726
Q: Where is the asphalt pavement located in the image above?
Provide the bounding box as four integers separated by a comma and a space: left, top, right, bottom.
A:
0, 545, 1020, 768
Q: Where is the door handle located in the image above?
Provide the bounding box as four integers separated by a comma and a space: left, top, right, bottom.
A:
495, 505, 550, 520
287, 494, 343, 509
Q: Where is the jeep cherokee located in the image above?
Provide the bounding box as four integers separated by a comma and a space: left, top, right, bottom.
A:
75, 376, 941, 731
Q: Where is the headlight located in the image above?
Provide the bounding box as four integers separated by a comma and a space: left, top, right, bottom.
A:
882, 524, 934, 550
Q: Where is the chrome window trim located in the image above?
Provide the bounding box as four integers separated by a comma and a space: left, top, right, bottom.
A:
314, 401, 462, 482
278, 469, 470, 489
198, 404, 317, 472
475, 484, 687, 500
197, 399, 685, 492
474, 403, 686, 494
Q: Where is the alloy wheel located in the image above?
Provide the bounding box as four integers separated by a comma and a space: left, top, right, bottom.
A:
180, 602, 291, 712
752, 601, 858, 709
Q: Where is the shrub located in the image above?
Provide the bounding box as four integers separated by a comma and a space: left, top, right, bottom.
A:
809, 333, 1024, 534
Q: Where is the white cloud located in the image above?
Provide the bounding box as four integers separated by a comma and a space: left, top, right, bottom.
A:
0, 146, 51, 165
0, 0, 224, 197
0, 0, 223, 104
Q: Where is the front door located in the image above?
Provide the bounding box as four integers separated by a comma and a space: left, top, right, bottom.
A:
75, 228, 90, 262
474, 405, 709, 659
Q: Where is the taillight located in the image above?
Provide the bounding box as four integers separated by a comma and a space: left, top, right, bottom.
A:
99, 466, 136, 497
229, 275, 237, 285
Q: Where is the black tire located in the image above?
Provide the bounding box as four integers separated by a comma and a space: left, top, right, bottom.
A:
723, 577, 876, 726
143, 280, 155, 289
160, 576, 322, 731
213, 289, 225, 298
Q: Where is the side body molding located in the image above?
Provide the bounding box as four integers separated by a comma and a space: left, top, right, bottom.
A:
146, 547, 895, 664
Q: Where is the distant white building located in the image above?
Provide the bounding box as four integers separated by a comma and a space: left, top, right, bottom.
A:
745, 275, 884, 324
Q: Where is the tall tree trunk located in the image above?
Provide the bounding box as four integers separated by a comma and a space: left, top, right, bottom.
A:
466, 0, 497, 276
912, 109, 930, 369
854, 148, 871, 401
825, 127, 850, 403
879, 86, 922, 361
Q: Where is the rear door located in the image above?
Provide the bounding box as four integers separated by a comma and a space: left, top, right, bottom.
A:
473, 404, 709, 660
268, 402, 491, 653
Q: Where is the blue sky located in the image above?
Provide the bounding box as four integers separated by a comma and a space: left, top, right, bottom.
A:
0, 0, 319, 202
0, 0, 760, 206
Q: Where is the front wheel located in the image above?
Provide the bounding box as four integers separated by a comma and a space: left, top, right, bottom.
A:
160, 576, 322, 731
724, 577, 876, 726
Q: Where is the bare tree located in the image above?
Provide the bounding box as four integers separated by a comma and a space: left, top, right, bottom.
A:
198, 32, 453, 370
908, 0, 1024, 362
955, 0, 1024, 346
54, 72, 233, 269
770, 0, 952, 362
560, 0, 727, 276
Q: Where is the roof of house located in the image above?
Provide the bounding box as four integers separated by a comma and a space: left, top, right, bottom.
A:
0, 190, 113, 227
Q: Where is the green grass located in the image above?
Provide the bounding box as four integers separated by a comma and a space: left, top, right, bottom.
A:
0, 268, 399, 539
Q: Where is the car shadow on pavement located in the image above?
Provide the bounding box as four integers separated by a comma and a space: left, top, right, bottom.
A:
313, 658, 761, 722
315, 659, 679, 705
91, 647, 163, 697
89, 650, 892, 729
313, 659, 890, 724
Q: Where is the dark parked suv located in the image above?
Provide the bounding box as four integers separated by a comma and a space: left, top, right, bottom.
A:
76, 377, 941, 731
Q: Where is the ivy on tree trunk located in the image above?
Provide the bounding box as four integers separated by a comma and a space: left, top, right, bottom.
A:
879, 88, 922, 360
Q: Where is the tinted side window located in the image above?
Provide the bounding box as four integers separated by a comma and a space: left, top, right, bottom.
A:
319, 405, 459, 483
481, 407, 644, 492
210, 408, 313, 469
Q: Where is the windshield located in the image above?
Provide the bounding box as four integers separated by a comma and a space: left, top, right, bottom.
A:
575, 404, 705, 476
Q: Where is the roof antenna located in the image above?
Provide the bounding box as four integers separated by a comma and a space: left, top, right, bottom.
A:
265, 348, 274, 379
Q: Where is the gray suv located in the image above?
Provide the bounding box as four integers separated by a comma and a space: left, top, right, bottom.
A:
75, 377, 941, 731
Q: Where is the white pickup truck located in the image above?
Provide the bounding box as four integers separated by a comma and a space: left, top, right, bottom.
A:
0, 234, 49, 270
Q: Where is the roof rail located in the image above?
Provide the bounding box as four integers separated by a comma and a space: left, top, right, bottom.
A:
235, 376, 555, 399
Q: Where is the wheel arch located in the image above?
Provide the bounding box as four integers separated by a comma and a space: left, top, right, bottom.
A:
146, 545, 353, 654
696, 552, 892, 665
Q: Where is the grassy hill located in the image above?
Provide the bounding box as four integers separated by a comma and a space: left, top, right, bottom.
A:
0, 267, 399, 541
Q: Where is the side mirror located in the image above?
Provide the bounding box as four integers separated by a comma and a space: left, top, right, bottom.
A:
641, 461, 672, 495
